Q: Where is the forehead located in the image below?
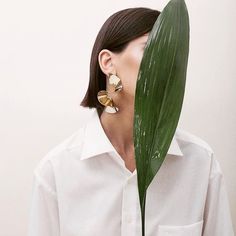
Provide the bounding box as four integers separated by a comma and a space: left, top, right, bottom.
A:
131, 34, 149, 45
117, 33, 150, 54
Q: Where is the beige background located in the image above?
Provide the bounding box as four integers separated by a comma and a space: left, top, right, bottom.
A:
0, 0, 235, 235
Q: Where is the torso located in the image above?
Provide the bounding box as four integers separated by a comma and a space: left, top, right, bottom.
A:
116, 149, 136, 173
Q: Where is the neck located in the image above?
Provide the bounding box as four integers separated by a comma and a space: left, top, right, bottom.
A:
99, 100, 135, 155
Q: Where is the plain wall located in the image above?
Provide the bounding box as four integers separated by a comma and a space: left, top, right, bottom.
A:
0, 0, 235, 235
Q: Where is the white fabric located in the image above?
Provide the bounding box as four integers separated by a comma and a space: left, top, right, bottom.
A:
28, 108, 235, 236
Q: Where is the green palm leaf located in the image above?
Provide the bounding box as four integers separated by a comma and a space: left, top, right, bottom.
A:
133, 0, 190, 235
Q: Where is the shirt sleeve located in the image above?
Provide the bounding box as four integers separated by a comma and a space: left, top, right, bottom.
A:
28, 161, 60, 236
202, 154, 235, 236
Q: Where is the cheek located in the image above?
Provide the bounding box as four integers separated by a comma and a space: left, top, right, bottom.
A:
124, 49, 143, 73
118, 49, 144, 93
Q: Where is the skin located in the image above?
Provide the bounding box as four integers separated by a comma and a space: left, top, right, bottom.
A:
98, 32, 149, 173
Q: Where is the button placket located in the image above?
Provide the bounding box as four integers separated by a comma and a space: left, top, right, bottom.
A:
121, 177, 138, 236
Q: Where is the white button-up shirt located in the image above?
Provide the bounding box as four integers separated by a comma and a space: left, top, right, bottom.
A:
28, 108, 235, 236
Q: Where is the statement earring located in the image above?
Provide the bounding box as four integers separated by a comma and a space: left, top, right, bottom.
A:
97, 73, 123, 113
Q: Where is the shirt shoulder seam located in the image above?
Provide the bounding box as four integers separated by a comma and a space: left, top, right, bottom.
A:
33, 170, 57, 199
175, 128, 214, 156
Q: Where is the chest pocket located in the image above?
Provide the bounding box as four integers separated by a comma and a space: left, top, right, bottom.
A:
157, 220, 203, 236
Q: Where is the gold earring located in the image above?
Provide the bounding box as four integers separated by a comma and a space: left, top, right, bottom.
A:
97, 73, 123, 113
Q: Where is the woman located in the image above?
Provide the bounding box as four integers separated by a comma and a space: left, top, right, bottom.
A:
28, 7, 234, 236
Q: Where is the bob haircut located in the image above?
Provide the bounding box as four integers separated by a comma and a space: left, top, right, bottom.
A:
80, 7, 161, 117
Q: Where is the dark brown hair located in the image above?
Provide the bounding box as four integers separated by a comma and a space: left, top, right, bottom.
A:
80, 7, 161, 117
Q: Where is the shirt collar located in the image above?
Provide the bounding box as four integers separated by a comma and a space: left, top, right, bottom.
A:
71, 109, 183, 160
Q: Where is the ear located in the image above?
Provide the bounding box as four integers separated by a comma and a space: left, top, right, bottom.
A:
98, 49, 116, 77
